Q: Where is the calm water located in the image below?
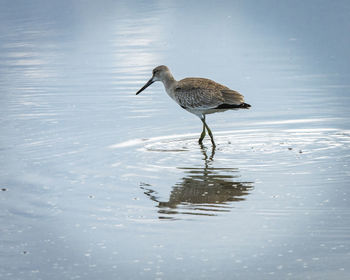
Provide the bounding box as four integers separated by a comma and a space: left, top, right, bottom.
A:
1, 0, 350, 279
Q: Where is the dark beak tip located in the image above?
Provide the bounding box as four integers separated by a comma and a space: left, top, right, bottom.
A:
135, 77, 154, 96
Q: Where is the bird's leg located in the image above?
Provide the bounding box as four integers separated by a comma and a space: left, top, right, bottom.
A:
200, 116, 216, 147
205, 123, 216, 147
198, 119, 206, 144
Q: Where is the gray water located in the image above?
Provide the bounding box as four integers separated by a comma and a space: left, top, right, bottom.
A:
1, 0, 350, 279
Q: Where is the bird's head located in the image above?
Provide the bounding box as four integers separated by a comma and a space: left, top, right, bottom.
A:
136, 65, 170, 95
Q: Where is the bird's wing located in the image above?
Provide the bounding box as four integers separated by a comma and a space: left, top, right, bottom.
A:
220, 89, 245, 105
174, 78, 226, 109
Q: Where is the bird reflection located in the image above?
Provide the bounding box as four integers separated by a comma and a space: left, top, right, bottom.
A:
141, 145, 254, 219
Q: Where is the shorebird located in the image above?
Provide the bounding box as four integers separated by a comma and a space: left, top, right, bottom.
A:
136, 65, 251, 147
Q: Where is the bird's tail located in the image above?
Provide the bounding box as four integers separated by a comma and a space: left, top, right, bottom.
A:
240, 103, 251, 109
215, 103, 251, 109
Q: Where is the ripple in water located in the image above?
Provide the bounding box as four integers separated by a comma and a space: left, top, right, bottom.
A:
111, 123, 350, 220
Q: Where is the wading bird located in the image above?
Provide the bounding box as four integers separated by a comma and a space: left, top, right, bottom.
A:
136, 65, 251, 147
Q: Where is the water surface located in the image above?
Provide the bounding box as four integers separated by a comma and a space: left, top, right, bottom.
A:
1, 0, 350, 279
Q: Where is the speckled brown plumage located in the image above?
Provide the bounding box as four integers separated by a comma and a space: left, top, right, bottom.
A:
136, 65, 251, 147
174, 77, 247, 111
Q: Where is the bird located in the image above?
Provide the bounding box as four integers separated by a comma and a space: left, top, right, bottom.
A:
135, 65, 251, 147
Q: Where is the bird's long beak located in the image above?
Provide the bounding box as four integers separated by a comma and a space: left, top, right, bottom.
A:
136, 77, 155, 95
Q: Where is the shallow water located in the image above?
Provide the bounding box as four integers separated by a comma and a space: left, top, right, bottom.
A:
1, 0, 350, 279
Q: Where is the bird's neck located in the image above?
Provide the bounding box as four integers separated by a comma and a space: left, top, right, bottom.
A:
161, 72, 176, 92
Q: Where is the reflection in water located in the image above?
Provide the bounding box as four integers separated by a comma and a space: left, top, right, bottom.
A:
141, 146, 254, 219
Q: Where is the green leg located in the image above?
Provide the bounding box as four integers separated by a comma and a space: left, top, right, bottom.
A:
200, 116, 216, 147
204, 122, 216, 147
198, 121, 206, 144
